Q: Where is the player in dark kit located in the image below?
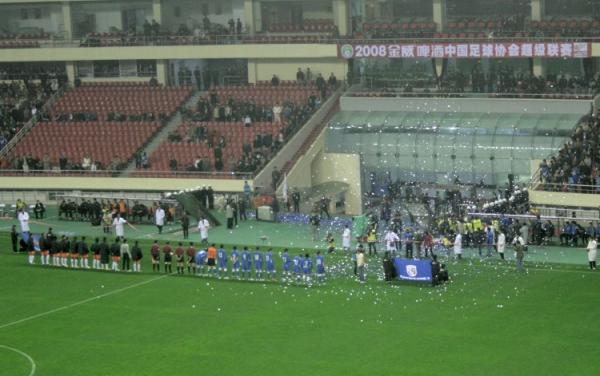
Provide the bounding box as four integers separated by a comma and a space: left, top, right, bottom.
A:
186, 242, 196, 274
150, 240, 161, 272
181, 211, 190, 240
175, 242, 185, 275
50, 235, 60, 266
110, 238, 121, 272
78, 236, 90, 269
70, 236, 80, 268
61, 236, 71, 268
99, 237, 110, 270
91, 238, 101, 269
40, 233, 50, 266
132, 240, 143, 272
163, 241, 173, 273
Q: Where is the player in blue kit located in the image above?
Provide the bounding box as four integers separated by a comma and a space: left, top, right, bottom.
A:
265, 248, 275, 280
217, 244, 228, 278
231, 246, 240, 279
302, 253, 313, 284
485, 226, 495, 257
315, 251, 325, 284
293, 254, 302, 282
241, 247, 251, 279
253, 247, 263, 280
281, 248, 291, 281
195, 248, 207, 276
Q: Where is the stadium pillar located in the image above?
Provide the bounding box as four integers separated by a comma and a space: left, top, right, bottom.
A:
533, 58, 545, 77
152, 0, 163, 24
434, 59, 444, 77
333, 0, 350, 36
531, 0, 545, 21
531, 0, 546, 79
364, 0, 375, 20
156, 60, 168, 85
432, 0, 446, 32
244, 0, 256, 35
62, 2, 73, 40
66, 61, 76, 84
254, 1, 263, 33
247, 60, 258, 84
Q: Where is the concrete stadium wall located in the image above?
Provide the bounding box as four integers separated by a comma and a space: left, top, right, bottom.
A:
284, 124, 363, 216
0, 44, 338, 63
310, 152, 362, 216
529, 190, 600, 209
0, 176, 250, 193
254, 88, 342, 192
0, 3, 64, 35
529, 160, 600, 210
71, 2, 152, 35
340, 96, 592, 115
161, 0, 244, 34
2, 42, 600, 65
0, 190, 163, 205
284, 128, 325, 191
248, 57, 347, 83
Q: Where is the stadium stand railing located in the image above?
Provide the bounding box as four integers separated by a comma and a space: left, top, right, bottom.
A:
3, 33, 600, 50
1, 83, 193, 173
277, 100, 341, 188
0, 168, 253, 179
254, 87, 343, 193
8, 121, 162, 170
528, 110, 600, 195
0, 85, 66, 158
51, 83, 191, 120
0, 32, 51, 48
344, 90, 594, 100
131, 82, 326, 178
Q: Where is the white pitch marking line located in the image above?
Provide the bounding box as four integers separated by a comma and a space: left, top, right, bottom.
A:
0, 274, 170, 331
467, 261, 596, 274
0, 344, 36, 376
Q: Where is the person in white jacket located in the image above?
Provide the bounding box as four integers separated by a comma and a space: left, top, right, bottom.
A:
198, 217, 210, 245
384, 230, 400, 255
342, 225, 351, 252
155, 206, 165, 234
497, 230, 506, 260
586, 237, 597, 270
17, 209, 30, 235
454, 233, 462, 260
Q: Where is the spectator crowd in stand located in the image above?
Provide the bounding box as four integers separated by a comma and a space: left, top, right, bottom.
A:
357, 16, 600, 39
0, 78, 62, 152
82, 15, 244, 47
539, 114, 600, 192
166, 74, 338, 174
442, 67, 599, 95
2, 83, 190, 173
354, 61, 599, 96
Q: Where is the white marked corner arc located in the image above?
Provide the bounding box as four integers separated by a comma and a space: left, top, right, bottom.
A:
0, 344, 36, 376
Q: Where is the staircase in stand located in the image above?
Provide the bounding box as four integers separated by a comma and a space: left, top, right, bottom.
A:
0, 87, 66, 159
120, 90, 204, 176
279, 101, 340, 182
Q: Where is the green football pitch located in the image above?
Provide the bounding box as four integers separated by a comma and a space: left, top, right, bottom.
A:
0, 229, 599, 376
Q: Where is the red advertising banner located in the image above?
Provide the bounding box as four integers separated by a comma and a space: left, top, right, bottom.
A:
338, 42, 591, 59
